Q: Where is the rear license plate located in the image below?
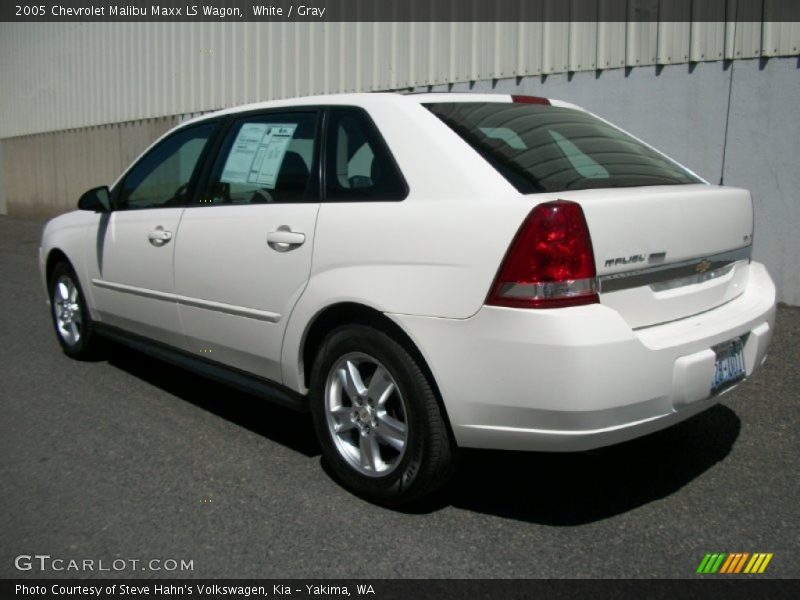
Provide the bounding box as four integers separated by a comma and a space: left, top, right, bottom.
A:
711, 338, 746, 393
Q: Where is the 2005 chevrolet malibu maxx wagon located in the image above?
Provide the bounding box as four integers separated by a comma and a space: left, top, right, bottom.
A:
40, 93, 776, 504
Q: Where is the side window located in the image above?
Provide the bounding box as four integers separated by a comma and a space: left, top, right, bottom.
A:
119, 122, 217, 210
202, 112, 318, 205
325, 109, 408, 201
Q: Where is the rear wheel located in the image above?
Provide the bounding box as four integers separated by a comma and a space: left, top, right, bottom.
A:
48, 261, 100, 359
310, 324, 457, 505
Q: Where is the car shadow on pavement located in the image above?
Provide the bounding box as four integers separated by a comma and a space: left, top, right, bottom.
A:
426, 403, 741, 524
102, 340, 740, 523
105, 341, 321, 458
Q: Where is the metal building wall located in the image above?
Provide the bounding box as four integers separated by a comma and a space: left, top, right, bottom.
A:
1, 16, 799, 138
1, 117, 180, 219
0, 12, 798, 301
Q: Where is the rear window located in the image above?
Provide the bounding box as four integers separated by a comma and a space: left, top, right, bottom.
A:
426, 102, 701, 193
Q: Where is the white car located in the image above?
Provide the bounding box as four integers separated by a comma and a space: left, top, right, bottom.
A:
40, 93, 776, 504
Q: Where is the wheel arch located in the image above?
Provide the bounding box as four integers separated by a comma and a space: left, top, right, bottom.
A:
45, 248, 72, 286
299, 302, 457, 442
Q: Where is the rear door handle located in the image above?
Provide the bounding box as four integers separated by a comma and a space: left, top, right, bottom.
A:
148, 226, 173, 247
267, 227, 306, 252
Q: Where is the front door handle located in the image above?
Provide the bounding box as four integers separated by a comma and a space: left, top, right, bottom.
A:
267, 227, 306, 252
148, 226, 173, 247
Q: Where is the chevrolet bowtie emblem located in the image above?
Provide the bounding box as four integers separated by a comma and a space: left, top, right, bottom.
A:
696, 259, 712, 273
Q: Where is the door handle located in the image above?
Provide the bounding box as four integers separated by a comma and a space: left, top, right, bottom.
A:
148, 226, 173, 247
267, 227, 306, 252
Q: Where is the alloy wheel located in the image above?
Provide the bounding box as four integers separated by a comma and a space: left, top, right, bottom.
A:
53, 275, 82, 346
324, 352, 409, 477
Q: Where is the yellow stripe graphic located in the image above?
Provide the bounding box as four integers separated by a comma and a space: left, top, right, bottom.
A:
744, 554, 760, 574
758, 554, 773, 573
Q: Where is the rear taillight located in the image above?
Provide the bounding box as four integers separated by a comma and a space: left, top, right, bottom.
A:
487, 200, 598, 309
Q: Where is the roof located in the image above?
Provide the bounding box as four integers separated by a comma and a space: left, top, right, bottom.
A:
181, 92, 579, 129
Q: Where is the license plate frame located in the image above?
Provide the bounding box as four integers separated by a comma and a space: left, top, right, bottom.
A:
711, 337, 746, 394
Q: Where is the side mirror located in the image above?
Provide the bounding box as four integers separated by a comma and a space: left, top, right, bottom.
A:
78, 186, 111, 212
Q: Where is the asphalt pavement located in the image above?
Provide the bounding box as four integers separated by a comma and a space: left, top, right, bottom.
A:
1, 215, 797, 579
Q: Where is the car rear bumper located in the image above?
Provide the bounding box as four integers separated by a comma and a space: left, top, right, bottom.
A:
390, 261, 776, 452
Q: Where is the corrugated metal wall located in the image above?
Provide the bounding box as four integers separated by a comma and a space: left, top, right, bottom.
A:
1, 17, 798, 139
1, 117, 180, 218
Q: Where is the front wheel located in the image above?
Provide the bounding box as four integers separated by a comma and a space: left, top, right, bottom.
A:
48, 261, 100, 359
309, 324, 457, 505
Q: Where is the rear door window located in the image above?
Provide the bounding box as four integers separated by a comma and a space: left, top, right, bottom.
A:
426, 102, 701, 193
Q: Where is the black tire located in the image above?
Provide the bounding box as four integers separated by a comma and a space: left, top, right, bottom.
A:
48, 261, 101, 360
309, 324, 458, 505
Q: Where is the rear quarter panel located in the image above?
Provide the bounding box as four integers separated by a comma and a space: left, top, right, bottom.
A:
280, 99, 539, 392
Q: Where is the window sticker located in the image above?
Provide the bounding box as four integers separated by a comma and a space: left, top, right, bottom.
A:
221, 123, 298, 188
220, 123, 267, 184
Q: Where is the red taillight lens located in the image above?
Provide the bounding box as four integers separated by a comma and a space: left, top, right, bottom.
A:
487, 200, 598, 309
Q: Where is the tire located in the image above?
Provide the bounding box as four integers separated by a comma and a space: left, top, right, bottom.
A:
48, 261, 100, 360
309, 324, 457, 505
